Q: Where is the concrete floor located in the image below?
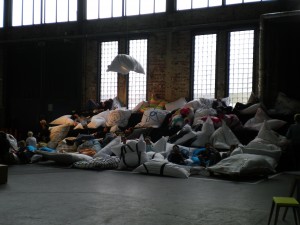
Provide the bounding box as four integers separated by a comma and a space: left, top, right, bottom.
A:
0, 163, 299, 225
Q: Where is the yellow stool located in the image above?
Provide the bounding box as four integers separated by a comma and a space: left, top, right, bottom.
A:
268, 197, 300, 225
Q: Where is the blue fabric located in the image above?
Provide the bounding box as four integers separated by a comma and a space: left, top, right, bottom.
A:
191, 148, 206, 164
180, 148, 190, 159
26, 145, 37, 152
39, 147, 56, 153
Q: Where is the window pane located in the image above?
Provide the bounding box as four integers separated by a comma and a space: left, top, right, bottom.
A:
69, 0, 77, 21
128, 39, 147, 110
177, 0, 191, 10
57, 0, 68, 22
100, 0, 112, 18
113, 0, 123, 17
87, 0, 98, 20
155, 0, 166, 13
193, 34, 216, 99
226, 0, 242, 5
244, 0, 261, 2
34, 0, 41, 24
209, 0, 222, 7
126, 0, 139, 16
229, 30, 254, 106
100, 41, 119, 102
140, 0, 154, 15
0, 0, 3, 28
45, 0, 56, 23
193, 0, 208, 8
23, 0, 33, 25
12, 0, 22, 26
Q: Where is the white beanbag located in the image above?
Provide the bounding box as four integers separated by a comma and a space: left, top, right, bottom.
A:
134, 160, 190, 178
106, 54, 145, 74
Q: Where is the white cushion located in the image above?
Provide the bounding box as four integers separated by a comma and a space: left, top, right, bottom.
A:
220, 97, 230, 106
106, 54, 145, 74
49, 115, 74, 126
47, 124, 70, 149
247, 138, 282, 151
106, 109, 132, 127
256, 121, 281, 145
35, 150, 93, 165
245, 119, 286, 131
209, 120, 240, 149
112, 97, 123, 109
146, 152, 165, 161
135, 108, 169, 128
133, 160, 190, 178
191, 116, 215, 147
231, 146, 281, 162
165, 97, 187, 111
111, 135, 148, 170
87, 117, 106, 129
239, 103, 261, 115
152, 136, 168, 153
244, 108, 287, 131
172, 124, 197, 145
274, 92, 300, 115
244, 107, 269, 125
6, 134, 18, 150
208, 154, 276, 177
93, 136, 122, 158
184, 100, 202, 111
193, 108, 217, 126
92, 110, 110, 120
199, 97, 215, 108
73, 123, 84, 130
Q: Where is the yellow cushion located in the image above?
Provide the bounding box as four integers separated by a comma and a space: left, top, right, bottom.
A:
149, 97, 161, 108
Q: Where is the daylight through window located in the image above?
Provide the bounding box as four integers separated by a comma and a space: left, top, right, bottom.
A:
128, 39, 148, 109
176, 0, 274, 10
193, 34, 217, 99
0, 0, 3, 28
228, 30, 254, 106
12, 0, 77, 26
100, 41, 119, 102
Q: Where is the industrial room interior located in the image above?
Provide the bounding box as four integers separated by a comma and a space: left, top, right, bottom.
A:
1, 0, 300, 224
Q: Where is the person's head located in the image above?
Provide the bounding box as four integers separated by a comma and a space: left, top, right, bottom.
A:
71, 112, 80, 120
145, 136, 151, 144
18, 140, 26, 148
172, 145, 181, 154
205, 143, 212, 149
40, 119, 47, 126
27, 131, 33, 137
104, 99, 113, 110
294, 114, 300, 123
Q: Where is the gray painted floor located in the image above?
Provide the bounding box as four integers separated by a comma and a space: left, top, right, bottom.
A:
0, 163, 299, 225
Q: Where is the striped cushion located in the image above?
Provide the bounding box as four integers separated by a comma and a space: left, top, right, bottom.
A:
73, 156, 120, 170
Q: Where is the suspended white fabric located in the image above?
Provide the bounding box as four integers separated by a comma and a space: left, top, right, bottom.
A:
107, 54, 145, 74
